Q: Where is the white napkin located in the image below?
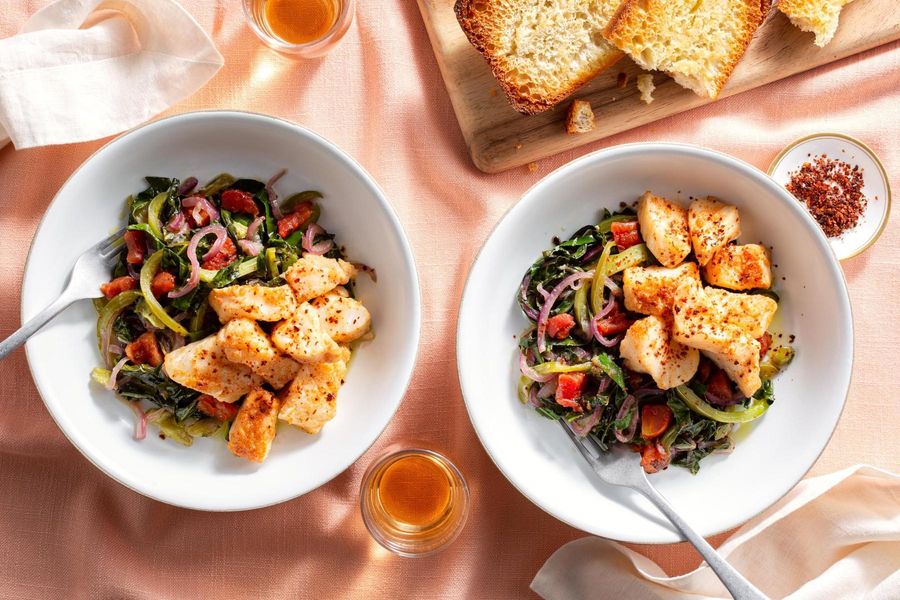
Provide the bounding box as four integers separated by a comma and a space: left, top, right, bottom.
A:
532, 465, 900, 600
0, 0, 223, 150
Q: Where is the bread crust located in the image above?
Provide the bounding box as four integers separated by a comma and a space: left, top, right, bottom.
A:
604, 0, 772, 99
455, 0, 623, 114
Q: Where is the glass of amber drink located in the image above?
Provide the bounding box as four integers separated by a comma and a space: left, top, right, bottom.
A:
360, 447, 470, 557
243, 0, 355, 58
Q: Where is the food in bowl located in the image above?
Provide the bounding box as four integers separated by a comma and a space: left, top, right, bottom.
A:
91, 172, 373, 463
516, 191, 794, 474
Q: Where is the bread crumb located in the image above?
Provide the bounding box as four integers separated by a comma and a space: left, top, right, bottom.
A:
616, 72, 629, 89
515, 143, 523, 150
527, 162, 538, 173
637, 74, 655, 104
565, 99, 595, 134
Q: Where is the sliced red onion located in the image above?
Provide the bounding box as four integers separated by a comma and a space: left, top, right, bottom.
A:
537, 379, 558, 399
237, 239, 263, 256
519, 352, 554, 383
570, 347, 591, 362
597, 294, 617, 319
245, 215, 265, 240
351, 262, 378, 283
605, 276, 622, 297
169, 224, 228, 298
126, 262, 140, 280
302, 223, 334, 255
580, 243, 605, 264
182, 195, 219, 223
594, 331, 623, 347
591, 295, 622, 346
108, 344, 123, 355
570, 404, 603, 437
266, 168, 286, 219
518, 274, 539, 321
128, 401, 148, 441
177, 176, 198, 196
635, 387, 665, 399
536, 271, 594, 353
614, 395, 638, 443
706, 390, 743, 406
527, 384, 542, 408
106, 356, 129, 391
597, 376, 612, 394
537, 283, 550, 301
166, 211, 187, 234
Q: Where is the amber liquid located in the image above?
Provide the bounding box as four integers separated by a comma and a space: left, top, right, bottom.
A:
254, 0, 340, 45
361, 449, 469, 555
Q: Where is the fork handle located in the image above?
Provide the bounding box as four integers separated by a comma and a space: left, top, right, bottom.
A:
0, 293, 78, 361
636, 480, 769, 600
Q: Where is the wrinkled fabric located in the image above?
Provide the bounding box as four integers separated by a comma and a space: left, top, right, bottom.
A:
532, 466, 900, 599
0, 1, 898, 597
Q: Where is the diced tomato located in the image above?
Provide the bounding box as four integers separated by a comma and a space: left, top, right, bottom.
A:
555, 372, 587, 412
183, 205, 211, 228
100, 276, 137, 299
125, 332, 163, 367
277, 202, 315, 238
641, 443, 670, 474
546, 313, 576, 339
641, 404, 673, 439
220, 189, 259, 216
610, 220, 642, 251
197, 394, 239, 421
706, 369, 733, 404
200, 237, 237, 270
594, 304, 632, 337
758, 332, 772, 358
150, 271, 176, 297
123, 230, 146, 265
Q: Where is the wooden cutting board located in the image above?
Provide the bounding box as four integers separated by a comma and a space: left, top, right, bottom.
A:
416, 0, 900, 173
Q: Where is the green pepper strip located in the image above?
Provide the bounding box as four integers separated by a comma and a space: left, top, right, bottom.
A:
517, 376, 532, 404
604, 243, 651, 277
147, 192, 168, 240
265, 247, 279, 277
590, 241, 616, 314
140, 251, 188, 335
532, 361, 592, 376
573, 278, 592, 335
280, 190, 323, 214
675, 385, 769, 424
96, 290, 142, 360
598, 214, 637, 234
760, 346, 794, 380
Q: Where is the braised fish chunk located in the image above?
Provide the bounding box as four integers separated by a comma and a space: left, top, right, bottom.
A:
278, 351, 350, 434
702, 244, 772, 291
688, 197, 741, 266
283, 254, 356, 303
623, 262, 700, 323
637, 192, 692, 267
163, 336, 261, 403
310, 291, 372, 343
620, 315, 699, 390
704, 287, 777, 339
216, 318, 300, 389
227, 389, 282, 463
208, 284, 297, 323
271, 303, 343, 364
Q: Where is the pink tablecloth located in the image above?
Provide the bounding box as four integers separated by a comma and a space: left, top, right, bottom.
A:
0, 2, 898, 597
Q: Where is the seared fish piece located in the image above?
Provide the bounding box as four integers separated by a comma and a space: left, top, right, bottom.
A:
703, 244, 773, 291
623, 262, 700, 323
620, 315, 699, 390
687, 197, 741, 266
208, 284, 297, 323
672, 281, 761, 397
284, 254, 356, 303
278, 348, 351, 434
310, 291, 372, 343
216, 318, 300, 390
704, 287, 777, 339
163, 336, 261, 403
271, 303, 343, 364
227, 389, 282, 463
636, 192, 692, 268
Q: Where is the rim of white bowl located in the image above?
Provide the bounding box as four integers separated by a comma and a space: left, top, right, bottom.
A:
21, 110, 422, 511
456, 141, 854, 544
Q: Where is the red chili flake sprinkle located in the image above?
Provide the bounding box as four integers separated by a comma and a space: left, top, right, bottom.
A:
786, 154, 867, 238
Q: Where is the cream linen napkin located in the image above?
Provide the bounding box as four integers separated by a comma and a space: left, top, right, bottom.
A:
0, 0, 223, 150
532, 465, 900, 600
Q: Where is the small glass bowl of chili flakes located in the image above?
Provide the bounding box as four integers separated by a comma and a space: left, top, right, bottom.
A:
769, 133, 891, 260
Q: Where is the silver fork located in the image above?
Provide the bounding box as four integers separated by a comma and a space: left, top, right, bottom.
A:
558, 419, 768, 600
0, 228, 126, 361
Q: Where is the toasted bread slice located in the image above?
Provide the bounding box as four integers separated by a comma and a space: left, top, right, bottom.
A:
603, 0, 771, 99
778, 0, 854, 47
455, 0, 624, 114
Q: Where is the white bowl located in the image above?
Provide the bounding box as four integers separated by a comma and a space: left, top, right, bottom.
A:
457, 143, 852, 544
22, 111, 421, 511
